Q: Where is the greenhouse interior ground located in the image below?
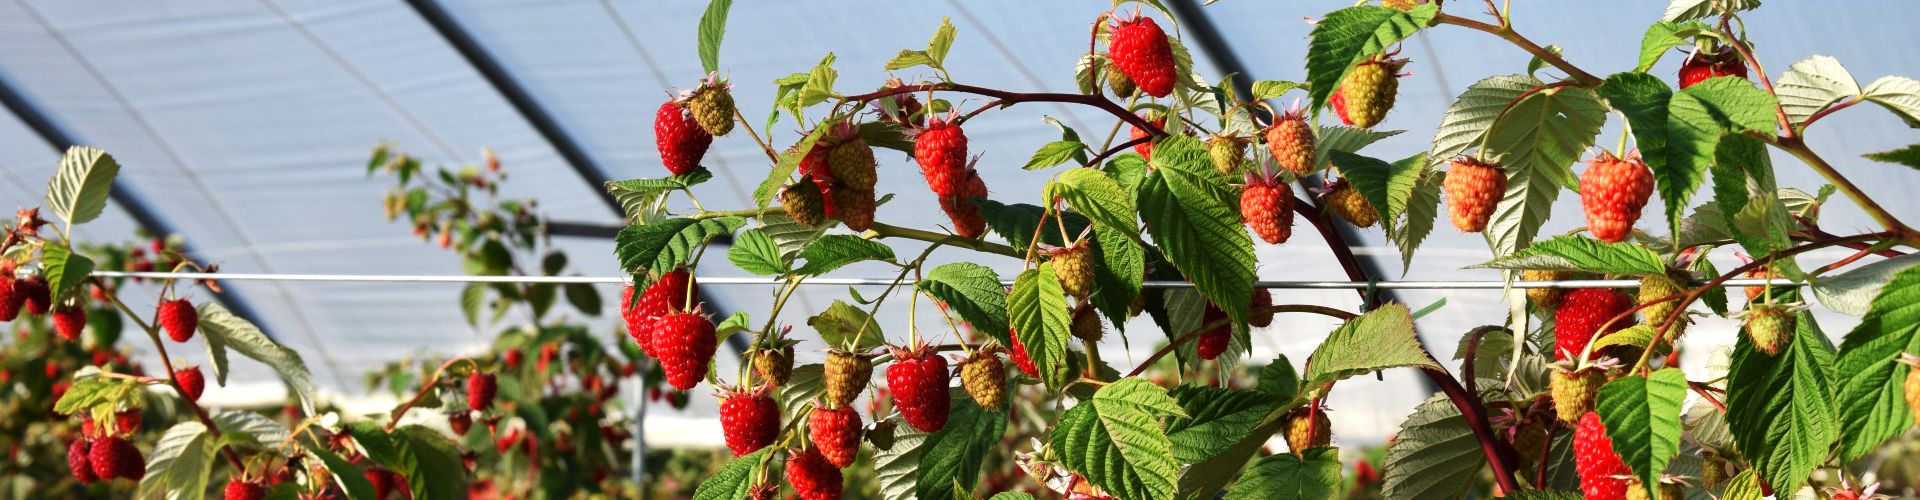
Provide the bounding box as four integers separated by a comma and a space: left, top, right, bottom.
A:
3, 0, 1920, 498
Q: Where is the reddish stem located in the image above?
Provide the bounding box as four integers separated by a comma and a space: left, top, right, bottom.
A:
839, 83, 1164, 136
1084, 136, 1152, 168
1123, 304, 1356, 378
387, 357, 473, 431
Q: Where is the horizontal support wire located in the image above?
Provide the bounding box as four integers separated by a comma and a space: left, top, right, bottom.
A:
91, 271, 1804, 289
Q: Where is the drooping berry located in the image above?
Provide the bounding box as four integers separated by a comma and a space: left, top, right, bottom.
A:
829, 186, 877, 232
1555, 289, 1633, 361
154, 298, 198, 343
1637, 272, 1688, 337
224, 480, 268, 500
1744, 303, 1796, 356
782, 177, 828, 228
1266, 105, 1316, 177
67, 438, 97, 484
958, 351, 1006, 409
827, 134, 878, 191
1326, 179, 1379, 228
654, 310, 717, 391
1130, 113, 1165, 162
807, 405, 863, 468
1552, 368, 1606, 425
631, 269, 699, 356
914, 117, 969, 197
1573, 412, 1631, 500
1523, 270, 1570, 309
886, 344, 952, 432
1248, 288, 1274, 328
1104, 59, 1137, 97
1107, 13, 1176, 98
685, 77, 736, 136
448, 411, 472, 436
1443, 157, 1506, 233
1241, 178, 1295, 245
0, 276, 21, 322
1050, 244, 1096, 298
18, 276, 49, 316
1284, 406, 1332, 454
823, 349, 872, 409
654, 100, 713, 175
176, 366, 207, 403
52, 304, 87, 341
1579, 150, 1655, 243
938, 169, 988, 239
1007, 332, 1038, 377
1336, 56, 1407, 129
467, 372, 496, 412
755, 345, 794, 387
718, 385, 780, 457
1208, 134, 1248, 175
1196, 304, 1229, 360
1069, 304, 1103, 344
88, 436, 145, 481
785, 447, 844, 500
1678, 45, 1748, 90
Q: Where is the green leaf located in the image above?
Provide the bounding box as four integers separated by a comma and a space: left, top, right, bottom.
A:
809, 300, 883, 352
1223, 447, 1341, 500
44, 146, 120, 228
1863, 75, 1920, 127
459, 283, 484, 326
1470, 235, 1668, 275
754, 126, 829, 208
876, 395, 1009, 500
1090, 226, 1144, 328
1597, 72, 1681, 232
799, 52, 839, 107
988, 494, 1035, 500
693, 447, 774, 500
1010, 266, 1074, 388
795, 235, 895, 276
1318, 126, 1403, 173
564, 282, 600, 316
1393, 168, 1444, 273
1303, 4, 1438, 116
40, 245, 93, 306
1048, 168, 1138, 237
728, 228, 788, 276
1776, 55, 1861, 125
1864, 144, 1920, 172
198, 302, 316, 413
1328, 150, 1420, 235
1726, 308, 1837, 493
917, 263, 1010, 346
1427, 75, 1538, 171
1664, 77, 1780, 230
1662, 0, 1759, 22
1595, 368, 1687, 496
926, 17, 956, 68
1026, 140, 1088, 170
977, 200, 1089, 249
1166, 386, 1277, 464
1257, 355, 1300, 400
309, 445, 379, 500
1249, 80, 1303, 101
606, 169, 713, 225
1707, 135, 1796, 259
1636, 21, 1708, 72
885, 49, 937, 71
1815, 254, 1920, 316
1722, 469, 1765, 500
1381, 392, 1487, 499
53, 376, 134, 415
778, 364, 823, 423
1104, 153, 1150, 193
137, 422, 215, 500
1834, 266, 1920, 460
1052, 379, 1185, 500
695, 0, 731, 73
1303, 304, 1440, 392
392, 426, 469, 500
1138, 135, 1255, 329
614, 217, 745, 287
762, 212, 832, 264
1482, 82, 1608, 257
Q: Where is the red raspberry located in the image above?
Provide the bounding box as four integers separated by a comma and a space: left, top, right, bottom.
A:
1196, 304, 1229, 360
1248, 288, 1274, 328
365, 468, 401, 500
1106, 13, 1175, 98
938, 169, 988, 239
914, 117, 969, 197
159, 298, 198, 342
1007, 330, 1038, 377
1555, 289, 1633, 361
448, 411, 472, 436
0, 276, 21, 322
655, 310, 717, 391
52, 304, 87, 341
808, 405, 863, 468
467, 372, 497, 412
114, 409, 141, 435
785, 447, 844, 500
886, 344, 952, 432
718, 386, 779, 457
88, 436, 145, 481
176, 366, 206, 402
68, 438, 97, 484
1130, 113, 1165, 161
630, 269, 698, 356
1241, 178, 1295, 245
1679, 45, 1747, 89
1578, 150, 1654, 243
1573, 412, 1630, 500
654, 100, 712, 175
1443, 157, 1506, 233
1266, 105, 1317, 177
18, 276, 49, 316
224, 480, 267, 500
503, 349, 523, 369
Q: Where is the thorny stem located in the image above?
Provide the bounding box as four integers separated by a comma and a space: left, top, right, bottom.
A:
1084, 136, 1153, 168
1460, 326, 1512, 397
1293, 196, 1375, 303
1773, 139, 1920, 246
1690, 381, 1729, 413
1432, 13, 1603, 86
387, 357, 476, 431
734, 107, 780, 164
93, 276, 246, 473
690, 207, 1022, 258
1424, 364, 1524, 495
838, 83, 1166, 137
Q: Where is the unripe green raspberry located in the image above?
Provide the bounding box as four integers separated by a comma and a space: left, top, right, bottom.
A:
1744, 304, 1796, 356
1551, 368, 1606, 425
1638, 272, 1688, 338
827, 137, 877, 190
1208, 134, 1247, 175
1337, 58, 1403, 129
781, 177, 827, 228
958, 352, 1006, 408
686, 80, 736, 136
1050, 244, 1096, 298
1326, 180, 1379, 228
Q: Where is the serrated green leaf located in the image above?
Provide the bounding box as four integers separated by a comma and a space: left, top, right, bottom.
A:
1257, 355, 1300, 400
1053, 379, 1184, 500
1483, 82, 1608, 258
755, 125, 830, 208
1223, 447, 1340, 500
693, 447, 774, 500
614, 217, 744, 287
1597, 72, 1681, 232
728, 228, 788, 276
1166, 386, 1277, 464
1776, 55, 1861, 125
1664, 77, 1780, 231
1025, 140, 1088, 170
1471, 234, 1669, 275
1722, 469, 1764, 500
198, 302, 314, 414
1303, 304, 1440, 392
1394, 168, 1444, 273
695, 0, 731, 73
459, 283, 484, 326
45, 146, 120, 228
1726, 308, 1836, 493
137, 422, 214, 500
1428, 75, 1538, 171
798, 52, 838, 107
795, 235, 895, 276
1380, 392, 1487, 499
1636, 21, 1708, 72
392, 426, 468, 500
1304, 5, 1438, 116
40, 245, 92, 306
1010, 266, 1074, 388
1596, 368, 1687, 496
1834, 266, 1920, 460
1249, 80, 1303, 101
761, 212, 832, 264
1318, 126, 1403, 173
876, 395, 1008, 500
976, 199, 1088, 249
1864, 144, 1920, 171
1139, 135, 1254, 329
53, 376, 131, 415
885, 49, 937, 71
1329, 150, 1420, 235
926, 17, 956, 68
917, 263, 1009, 346
1592, 324, 1662, 353
1105, 153, 1150, 193
1862, 75, 1920, 127
1662, 0, 1760, 22
607, 170, 713, 225
778, 364, 823, 423
1090, 226, 1144, 329
1048, 168, 1137, 237
1814, 254, 1920, 316
309, 445, 379, 500
809, 300, 882, 352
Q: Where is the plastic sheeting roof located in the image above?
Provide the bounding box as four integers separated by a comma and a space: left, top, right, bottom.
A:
1, 0, 1916, 444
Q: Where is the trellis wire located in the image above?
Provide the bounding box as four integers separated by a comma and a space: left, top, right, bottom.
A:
90, 271, 1804, 289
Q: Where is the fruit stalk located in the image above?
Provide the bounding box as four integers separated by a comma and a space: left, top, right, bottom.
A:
386, 357, 476, 432
1432, 14, 1602, 86
837, 83, 1166, 136
1774, 139, 1920, 246
91, 276, 246, 473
